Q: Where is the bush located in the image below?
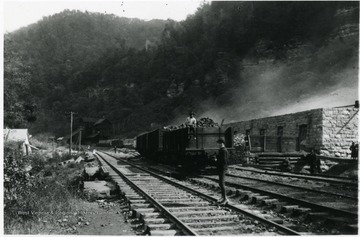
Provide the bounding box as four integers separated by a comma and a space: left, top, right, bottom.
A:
4, 144, 46, 233
234, 133, 246, 147
28, 152, 47, 174
4, 143, 33, 218
4, 142, 84, 234
53, 151, 72, 162
233, 133, 247, 164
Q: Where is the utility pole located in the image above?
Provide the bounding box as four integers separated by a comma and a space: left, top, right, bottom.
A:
65, 111, 77, 155
70, 111, 73, 155
50, 137, 55, 152
79, 127, 82, 151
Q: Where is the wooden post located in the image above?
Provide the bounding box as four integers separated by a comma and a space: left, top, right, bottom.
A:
245, 135, 251, 152
263, 135, 266, 152
70, 111, 73, 155
79, 128, 82, 151
25, 144, 29, 156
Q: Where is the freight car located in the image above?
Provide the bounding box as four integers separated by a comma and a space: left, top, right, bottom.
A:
97, 139, 123, 147
121, 138, 136, 148
136, 126, 234, 169
136, 129, 165, 161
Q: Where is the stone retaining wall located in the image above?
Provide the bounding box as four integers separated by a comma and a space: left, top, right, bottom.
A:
229, 109, 323, 151
228, 106, 359, 157
321, 107, 358, 157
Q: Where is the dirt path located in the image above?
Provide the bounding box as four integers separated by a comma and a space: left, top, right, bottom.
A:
72, 200, 136, 235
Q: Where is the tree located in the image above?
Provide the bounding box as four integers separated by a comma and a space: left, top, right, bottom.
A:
4, 36, 37, 128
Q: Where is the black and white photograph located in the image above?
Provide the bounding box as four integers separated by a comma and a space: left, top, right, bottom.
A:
3, 0, 359, 235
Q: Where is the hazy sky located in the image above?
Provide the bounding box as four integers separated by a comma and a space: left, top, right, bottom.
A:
3, 0, 206, 33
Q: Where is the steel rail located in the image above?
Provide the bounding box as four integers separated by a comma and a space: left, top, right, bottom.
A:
225, 173, 358, 200
230, 166, 358, 185
102, 151, 302, 235
95, 152, 199, 236
202, 176, 358, 219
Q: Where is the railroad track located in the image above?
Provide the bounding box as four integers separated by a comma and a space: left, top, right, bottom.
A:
185, 172, 358, 235
95, 151, 307, 235
151, 168, 358, 234
109, 152, 358, 235
224, 169, 358, 200
230, 166, 358, 186
195, 174, 357, 214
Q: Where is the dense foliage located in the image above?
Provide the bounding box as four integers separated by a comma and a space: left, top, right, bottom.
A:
4, 2, 359, 137
4, 142, 83, 234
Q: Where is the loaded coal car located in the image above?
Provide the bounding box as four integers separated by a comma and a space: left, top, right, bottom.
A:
163, 126, 234, 169
136, 126, 235, 170
136, 129, 165, 162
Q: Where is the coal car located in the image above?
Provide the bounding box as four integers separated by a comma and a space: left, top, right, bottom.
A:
136, 126, 234, 169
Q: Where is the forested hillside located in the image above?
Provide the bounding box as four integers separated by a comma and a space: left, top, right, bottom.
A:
4, 2, 359, 138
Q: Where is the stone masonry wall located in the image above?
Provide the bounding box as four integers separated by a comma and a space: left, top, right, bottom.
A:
229, 108, 323, 152
321, 106, 359, 157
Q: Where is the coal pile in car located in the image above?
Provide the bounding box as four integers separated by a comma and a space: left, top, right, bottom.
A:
196, 117, 219, 128
163, 117, 220, 131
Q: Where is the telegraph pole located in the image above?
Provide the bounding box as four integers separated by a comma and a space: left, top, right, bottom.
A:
79, 126, 83, 151
65, 111, 77, 155
70, 111, 73, 155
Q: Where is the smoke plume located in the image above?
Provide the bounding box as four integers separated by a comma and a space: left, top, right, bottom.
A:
197, 38, 359, 125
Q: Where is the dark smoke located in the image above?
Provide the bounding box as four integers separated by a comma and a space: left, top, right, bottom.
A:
198, 38, 359, 125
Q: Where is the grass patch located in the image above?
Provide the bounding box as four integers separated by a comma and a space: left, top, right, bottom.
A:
4, 141, 86, 234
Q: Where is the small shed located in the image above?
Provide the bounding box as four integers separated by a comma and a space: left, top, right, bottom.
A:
94, 118, 112, 140
4, 128, 32, 155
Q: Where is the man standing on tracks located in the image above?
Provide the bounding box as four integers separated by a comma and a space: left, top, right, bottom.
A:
281, 157, 292, 172
307, 148, 321, 174
216, 138, 229, 205
349, 142, 358, 160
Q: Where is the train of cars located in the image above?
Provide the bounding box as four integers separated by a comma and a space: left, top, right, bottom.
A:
136, 126, 235, 169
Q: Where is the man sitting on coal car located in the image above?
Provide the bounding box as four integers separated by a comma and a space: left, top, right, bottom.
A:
186, 112, 197, 139
186, 112, 197, 128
